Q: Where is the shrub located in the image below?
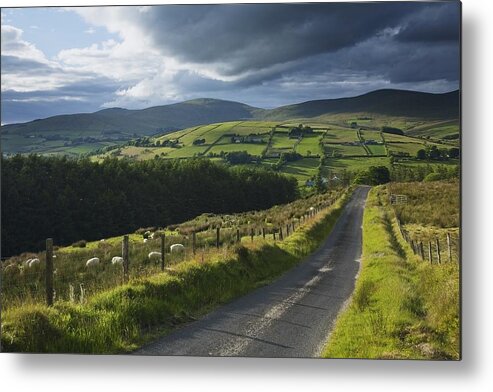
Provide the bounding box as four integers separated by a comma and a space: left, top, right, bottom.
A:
72, 240, 87, 248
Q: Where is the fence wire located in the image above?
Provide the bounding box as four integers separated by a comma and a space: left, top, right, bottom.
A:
1, 190, 343, 309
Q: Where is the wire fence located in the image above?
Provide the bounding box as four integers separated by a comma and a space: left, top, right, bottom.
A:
1, 190, 345, 310
396, 219, 460, 264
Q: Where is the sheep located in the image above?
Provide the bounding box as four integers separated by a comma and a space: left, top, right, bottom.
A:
111, 256, 124, 265
3, 264, 19, 273
148, 251, 161, 260
29, 258, 41, 267
143, 238, 148, 243
170, 243, 185, 253
86, 257, 100, 267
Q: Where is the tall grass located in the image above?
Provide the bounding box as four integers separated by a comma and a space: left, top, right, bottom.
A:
389, 180, 459, 228
322, 185, 459, 359
1, 190, 350, 353
1, 189, 343, 311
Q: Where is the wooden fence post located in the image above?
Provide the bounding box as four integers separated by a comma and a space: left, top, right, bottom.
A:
436, 238, 441, 264
216, 227, 220, 249
192, 232, 196, 255
262, 227, 266, 240
286, 224, 290, 236
279, 227, 284, 240
45, 238, 54, 306
250, 228, 254, 242
160, 234, 165, 271
428, 241, 433, 263
447, 233, 452, 262
419, 242, 425, 261
273, 230, 276, 241
236, 228, 240, 243
122, 235, 129, 282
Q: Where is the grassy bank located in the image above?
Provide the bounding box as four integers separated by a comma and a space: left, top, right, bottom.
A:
1, 190, 350, 353
322, 186, 459, 359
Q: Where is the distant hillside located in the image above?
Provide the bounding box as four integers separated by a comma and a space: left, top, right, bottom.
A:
261, 89, 459, 121
2, 98, 262, 136
1, 89, 459, 155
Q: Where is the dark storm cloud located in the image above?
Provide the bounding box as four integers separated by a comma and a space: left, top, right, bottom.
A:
396, 2, 460, 43
138, 2, 460, 78
2, 2, 460, 124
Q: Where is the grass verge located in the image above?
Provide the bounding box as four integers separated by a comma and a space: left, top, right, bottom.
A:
321, 186, 459, 359
1, 190, 350, 353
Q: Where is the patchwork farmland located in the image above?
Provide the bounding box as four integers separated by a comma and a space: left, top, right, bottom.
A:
92, 119, 456, 188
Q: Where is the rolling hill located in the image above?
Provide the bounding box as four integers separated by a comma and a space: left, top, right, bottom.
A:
1, 89, 459, 155
2, 98, 263, 136
261, 89, 459, 121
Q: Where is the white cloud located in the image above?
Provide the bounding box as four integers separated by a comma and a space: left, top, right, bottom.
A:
1, 25, 48, 63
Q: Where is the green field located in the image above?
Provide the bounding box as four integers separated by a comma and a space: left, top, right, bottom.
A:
366, 144, 387, 155
208, 143, 266, 156
323, 156, 391, 173
406, 120, 460, 139
85, 118, 459, 187
360, 130, 383, 142
280, 158, 320, 184
386, 142, 425, 156
323, 129, 358, 143
270, 133, 298, 150
295, 134, 323, 156
325, 144, 367, 157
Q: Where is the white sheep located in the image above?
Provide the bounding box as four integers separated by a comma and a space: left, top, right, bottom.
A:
3, 264, 19, 273
170, 243, 185, 253
86, 257, 100, 267
29, 258, 41, 267
143, 238, 148, 243
148, 251, 161, 260
111, 256, 124, 265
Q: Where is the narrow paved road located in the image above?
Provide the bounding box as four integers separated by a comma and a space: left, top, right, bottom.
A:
134, 186, 371, 358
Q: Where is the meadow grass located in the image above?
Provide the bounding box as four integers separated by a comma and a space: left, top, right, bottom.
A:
1, 189, 343, 311
1, 190, 350, 353
389, 180, 459, 228
323, 156, 391, 174
325, 144, 368, 157
322, 185, 459, 359
208, 143, 266, 156
366, 145, 387, 156
270, 133, 298, 150
295, 134, 323, 156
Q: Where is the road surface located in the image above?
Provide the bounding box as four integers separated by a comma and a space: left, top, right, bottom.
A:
134, 186, 370, 358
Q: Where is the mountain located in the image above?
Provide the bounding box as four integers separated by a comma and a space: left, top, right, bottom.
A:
261, 89, 459, 121
1, 89, 458, 155
2, 98, 263, 136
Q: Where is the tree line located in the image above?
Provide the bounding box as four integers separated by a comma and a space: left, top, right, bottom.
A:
1, 155, 298, 256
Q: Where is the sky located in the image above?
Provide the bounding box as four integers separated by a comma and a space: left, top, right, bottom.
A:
1, 2, 460, 124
